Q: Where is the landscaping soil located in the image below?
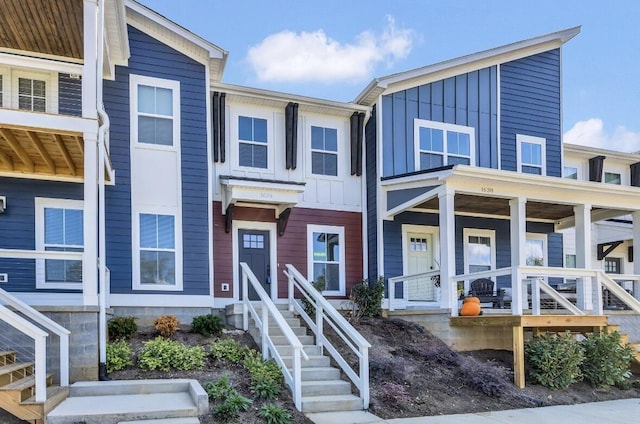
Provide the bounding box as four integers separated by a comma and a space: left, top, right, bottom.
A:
2, 317, 639, 423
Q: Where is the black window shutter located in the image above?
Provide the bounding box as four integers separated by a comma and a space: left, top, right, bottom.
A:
285, 103, 293, 169
356, 112, 365, 176
212, 92, 219, 162
291, 103, 299, 169
219, 92, 226, 163
350, 112, 358, 175
588, 155, 606, 182
631, 162, 640, 187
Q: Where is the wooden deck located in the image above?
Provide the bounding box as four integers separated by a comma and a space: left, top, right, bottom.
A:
450, 315, 609, 388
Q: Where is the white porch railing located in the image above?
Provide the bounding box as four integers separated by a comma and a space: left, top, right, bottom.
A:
240, 262, 308, 411
285, 264, 371, 409
387, 269, 441, 312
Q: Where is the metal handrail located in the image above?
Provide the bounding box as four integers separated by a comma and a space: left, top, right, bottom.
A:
285, 264, 370, 409
240, 263, 308, 411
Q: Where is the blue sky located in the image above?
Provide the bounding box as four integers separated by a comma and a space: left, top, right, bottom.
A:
139, 0, 640, 152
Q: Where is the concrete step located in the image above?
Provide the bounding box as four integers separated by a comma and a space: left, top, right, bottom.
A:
301, 379, 352, 396
281, 355, 330, 368
119, 418, 200, 424
47, 380, 208, 424
250, 316, 301, 327
301, 394, 363, 413
294, 367, 340, 381
274, 344, 322, 356
271, 334, 315, 345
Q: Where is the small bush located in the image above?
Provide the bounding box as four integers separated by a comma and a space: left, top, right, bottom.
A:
244, 352, 284, 386
107, 316, 137, 341
379, 382, 411, 406
205, 375, 252, 422
258, 403, 292, 424
301, 280, 326, 317
459, 356, 510, 397
138, 336, 205, 372
191, 314, 225, 337
525, 332, 584, 389
154, 315, 180, 337
204, 374, 235, 401
210, 338, 249, 363
349, 277, 385, 322
581, 331, 635, 388
251, 378, 281, 400
106, 339, 133, 373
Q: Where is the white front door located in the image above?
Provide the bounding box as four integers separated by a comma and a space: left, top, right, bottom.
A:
405, 232, 436, 301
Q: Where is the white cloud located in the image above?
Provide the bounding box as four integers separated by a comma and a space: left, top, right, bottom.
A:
246, 16, 414, 84
564, 118, 640, 153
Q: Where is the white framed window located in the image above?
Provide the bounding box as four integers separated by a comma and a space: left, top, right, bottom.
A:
130, 74, 180, 149
565, 254, 576, 268
414, 119, 475, 170
307, 225, 345, 296
311, 126, 338, 176
463, 229, 496, 275
35, 198, 83, 289
3, 69, 58, 113
604, 172, 621, 185
563, 166, 578, 179
526, 233, 547, 267
238, 116, 268, 168
604, 257, 622, 274
133, 210, 183, 291
516, 134, 546, 175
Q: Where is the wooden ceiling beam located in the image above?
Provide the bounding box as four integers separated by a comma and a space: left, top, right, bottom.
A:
0, 148, 14, 170
27, 131, 56, 173
75, 136, 84, 154
0, 128, 34, 171
53, 134, 76, 176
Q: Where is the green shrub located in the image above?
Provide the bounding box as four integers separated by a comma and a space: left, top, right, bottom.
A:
138, 336, 205, 372
301, 280, 326, 317
251, 378, 281, 400
107, 316, 137, 341
258, 403, 292, 424
154, 314, 180, 337
581, 331, 635, 388
243, 352, 284, 386
191, 314, 225, 337
349, 277, 385, 321
106, 339, 133, 373
204, 374, 235, 401
210, 338, 249, 363
525, 332, 584, 389
205, 375, 252, 422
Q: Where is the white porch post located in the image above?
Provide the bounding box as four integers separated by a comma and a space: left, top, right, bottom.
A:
82, 0, 98, 120
438, 188, 456, 315
510, 197, 526, 315
83, 133, 99, 306
575, 204, 593, 311
632, 211, 640, 300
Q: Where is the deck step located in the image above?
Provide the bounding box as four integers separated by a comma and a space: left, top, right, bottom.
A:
0, 351, 16, 366
0, 362, 34, 386
22, 385, 69, 414
301, 394, 363, 413
1, 373, 53, 402
301, 380, 352, 396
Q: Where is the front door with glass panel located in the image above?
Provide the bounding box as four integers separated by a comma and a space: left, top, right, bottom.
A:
239, 229, 270, 300
406, 233, 435, 301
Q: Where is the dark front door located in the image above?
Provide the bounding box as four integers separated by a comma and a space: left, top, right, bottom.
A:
239, 229, 271, 300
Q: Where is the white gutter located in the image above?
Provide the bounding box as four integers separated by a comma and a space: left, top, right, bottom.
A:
96, 0, 110, 379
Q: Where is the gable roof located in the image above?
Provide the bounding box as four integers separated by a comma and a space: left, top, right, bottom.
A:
354, 26, 581, 106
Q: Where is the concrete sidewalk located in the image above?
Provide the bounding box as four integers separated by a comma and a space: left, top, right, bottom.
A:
306, 398, 640, 423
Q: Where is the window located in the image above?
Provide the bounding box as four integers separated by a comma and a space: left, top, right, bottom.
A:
239, 116, 268, 168
311, 126, 338, 176
410, 237, 428, 252
526, 236, 546, 266
138, 213, 176, 286
604, 172, 621, 185
463, 229, 496, 275
307, 225, 345, 295
517, 135, 546, 175
565, 254, 576, 268
18, 77, 46, 112
130, 75, 180, 148
35, 198, 83, 289
563, 166, 578, 179
414, 119, 474, 171
604, 257, 622, 274
243, 233, 264, 249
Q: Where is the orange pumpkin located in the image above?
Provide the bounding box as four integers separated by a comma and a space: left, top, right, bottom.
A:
460, 297, 481, 316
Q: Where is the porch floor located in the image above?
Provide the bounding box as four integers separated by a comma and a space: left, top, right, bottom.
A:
449, 314, 609, 388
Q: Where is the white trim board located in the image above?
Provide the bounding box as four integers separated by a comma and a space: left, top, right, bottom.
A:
110, 294, 214, 308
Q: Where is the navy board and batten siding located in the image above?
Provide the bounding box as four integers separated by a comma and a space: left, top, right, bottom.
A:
103, 26, 210, 295
382, 212, 563, 297
500, 49, 561, 176
58, 73, 82, 116
381, 67, 498, 178
0, 178, 83, 292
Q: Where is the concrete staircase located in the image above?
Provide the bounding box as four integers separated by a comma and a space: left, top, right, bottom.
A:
0, 350, 68, 423
46, 379, 208, 424
249, 304, 364, 413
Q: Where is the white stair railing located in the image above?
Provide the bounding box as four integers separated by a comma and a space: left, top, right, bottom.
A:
599, 272, 640, 315
285, 264, 371, 409
387, 269, 441, 312
240, 262, 308, 411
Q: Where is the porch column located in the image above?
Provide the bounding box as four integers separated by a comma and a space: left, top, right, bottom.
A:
83, 133, 99, 306
575, 204, 593, 311
632, 211, 640, 300
510, 197, 526, 315
439, 188, 456, 314
82, 0, 98, 119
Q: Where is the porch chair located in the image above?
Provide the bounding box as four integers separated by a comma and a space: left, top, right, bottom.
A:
468, 278, 505, 309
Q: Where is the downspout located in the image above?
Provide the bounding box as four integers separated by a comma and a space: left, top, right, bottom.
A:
96, 0, 110, 381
